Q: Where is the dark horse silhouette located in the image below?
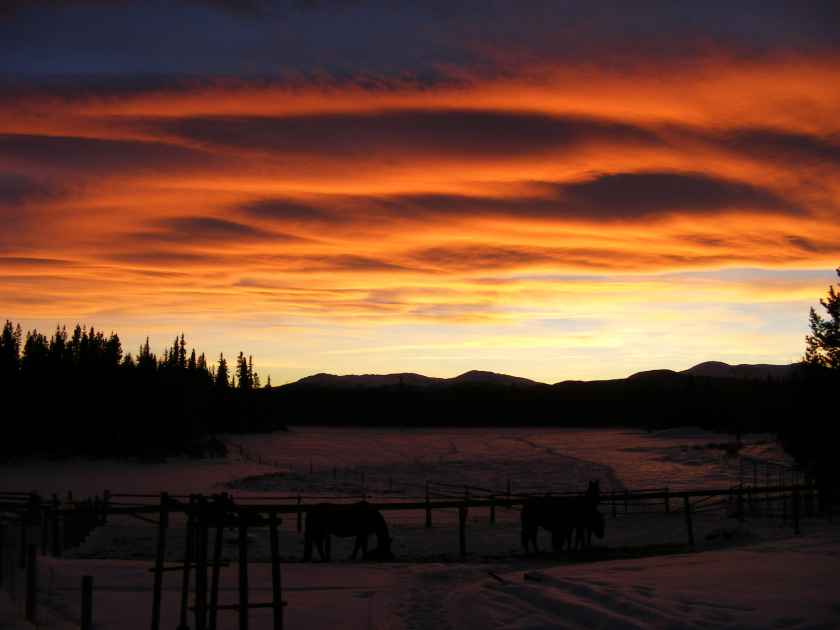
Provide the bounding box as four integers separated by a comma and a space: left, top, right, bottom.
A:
303, 501, 394, 561
521, 481, 602, 553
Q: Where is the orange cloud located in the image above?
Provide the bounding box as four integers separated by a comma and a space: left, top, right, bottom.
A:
1, 52, 839, 381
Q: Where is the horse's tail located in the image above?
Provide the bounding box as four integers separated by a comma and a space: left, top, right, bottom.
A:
374, 510, 391, 551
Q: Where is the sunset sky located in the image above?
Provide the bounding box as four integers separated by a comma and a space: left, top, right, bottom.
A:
2, 1, 839, 384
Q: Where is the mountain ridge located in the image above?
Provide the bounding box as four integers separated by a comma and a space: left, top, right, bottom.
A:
284, 361, 799, 389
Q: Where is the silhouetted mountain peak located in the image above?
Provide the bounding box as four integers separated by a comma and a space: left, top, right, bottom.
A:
682, 361, 798, 381
627, 369, 680, 382
450, 370, 541, 386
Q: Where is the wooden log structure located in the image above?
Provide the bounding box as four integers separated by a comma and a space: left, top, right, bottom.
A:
458, 504, 468, 558
151, 492, 169, 630
25, 544, 37, 623
238, 509, 250, 630
81, 575, 93, 630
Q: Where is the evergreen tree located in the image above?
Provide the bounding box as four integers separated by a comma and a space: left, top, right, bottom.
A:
188, 348, 197, 371
236, 352, 250, 390
138, 337, 157, 370
265, 375, 272, 389
21, 329, 49, 376
178, 333, 187, 370
105, 333, 123, 368
0, 320, 21, 376
215, 353, 230, 388
804, 266, 840, 369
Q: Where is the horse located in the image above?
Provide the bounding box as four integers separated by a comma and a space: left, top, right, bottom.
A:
303, 501, 394, 562
568, 503, 605, 550
521, 497, 572, 553
521, 480, 603, 554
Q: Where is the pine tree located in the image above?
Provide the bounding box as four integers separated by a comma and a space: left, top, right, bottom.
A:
138, 337, 157, 370
215, 353, 230, 388
188, 349, 197, 371
105, 333, 123, 367
804, 266, 840, 370
21, 329, 49, 376
0, 320, 21, 376
178, 334, 187, 370
265, 375, 272, 389
236, 352, 250, 390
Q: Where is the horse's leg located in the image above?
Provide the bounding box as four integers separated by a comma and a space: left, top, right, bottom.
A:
304, 531, 312, 562
325, 534, 332, 561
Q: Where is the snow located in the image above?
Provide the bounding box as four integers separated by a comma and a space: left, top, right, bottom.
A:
3, 528, 839, 629
0, 427, 826, 629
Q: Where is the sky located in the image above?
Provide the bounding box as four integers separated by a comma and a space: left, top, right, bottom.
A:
1, 1, 839, 384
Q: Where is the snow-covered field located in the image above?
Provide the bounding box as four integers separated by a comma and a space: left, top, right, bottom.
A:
0, 426, 791, 500
2, 426, 824, 629
3, 526, 839, 629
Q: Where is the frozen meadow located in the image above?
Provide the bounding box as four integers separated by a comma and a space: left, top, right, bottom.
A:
3, 426, 836, 629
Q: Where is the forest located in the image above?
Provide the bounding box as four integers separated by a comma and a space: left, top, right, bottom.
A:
0, 323, 282, 458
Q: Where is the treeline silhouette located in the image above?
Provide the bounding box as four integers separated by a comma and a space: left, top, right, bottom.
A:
0, 321, 283, 459
265, 366, 824, 435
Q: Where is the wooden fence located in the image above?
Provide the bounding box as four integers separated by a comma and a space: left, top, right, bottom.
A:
0, 473, 834, 629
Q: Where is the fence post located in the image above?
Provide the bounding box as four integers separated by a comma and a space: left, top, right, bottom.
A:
458, 504, 467, 558
102, 489, 111, 525
195, 499, 209, 630
793, 486, 801, 535
151, 492, 169, 630
177, 497, 196, 630
0, 522, 5, 589
81, 575, 93, 630
51, 495, 62, 557
425, 482, 432, 528
209, 497, 225, 630
683, 496, 694, 549
238, 509, 249, 630
269, 512, 283, 630
18, 517, 28, 570
296, 496, 303, 534
25, 544, 37, 623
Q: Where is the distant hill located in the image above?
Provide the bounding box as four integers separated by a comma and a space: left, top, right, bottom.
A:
449, 370, 541, 387
290, 369, 542, 389
681, 361, 799, 381
292, 372, 445, 388
288, 361, 796, 390
265, 360, 824, 432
